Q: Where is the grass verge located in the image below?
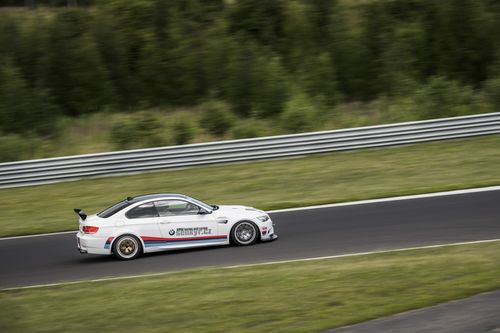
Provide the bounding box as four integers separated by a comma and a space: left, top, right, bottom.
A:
1, 134, 500, 237
1, 241, 500, 332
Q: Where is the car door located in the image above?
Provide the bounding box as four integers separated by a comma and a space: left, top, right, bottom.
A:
123, 201, 163, 251
155, 199, 227, 249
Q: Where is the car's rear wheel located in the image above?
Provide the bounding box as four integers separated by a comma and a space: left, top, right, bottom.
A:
113, 235, 142, 260
231, 221, 258, 246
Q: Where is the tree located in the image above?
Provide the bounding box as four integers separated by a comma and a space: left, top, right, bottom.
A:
43, 9, 114, 115
421, 0, 495, 86
0, 59, 59, 135
328, 4, 369, 101
281, 0, 315, 69
227, 0, 284, 49
224, 38, 258, 116
252, 53, 289, 117
298, 52, 339, 106
378, 23, 423, 96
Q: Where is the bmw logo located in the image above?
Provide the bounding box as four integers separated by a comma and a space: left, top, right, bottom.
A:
169, 229, 175, 236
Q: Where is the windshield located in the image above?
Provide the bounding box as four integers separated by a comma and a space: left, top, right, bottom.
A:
187, 197, 213, 212
97, 200, 131, 218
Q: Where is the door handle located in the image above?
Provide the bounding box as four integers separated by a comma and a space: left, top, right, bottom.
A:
160, 221, 170, 224
217, 220, 228, 224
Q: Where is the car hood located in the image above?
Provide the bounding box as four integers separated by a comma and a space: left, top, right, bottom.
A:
215, 205, 266, 216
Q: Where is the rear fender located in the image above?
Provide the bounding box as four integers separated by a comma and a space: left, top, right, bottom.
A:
109, 231, 145, 253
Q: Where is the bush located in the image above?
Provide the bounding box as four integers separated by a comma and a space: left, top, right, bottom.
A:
200, 100, 235, 137
173, 120, 196, 145
481, 77, 500, 112
382, 96, 421, 123
110, 118, 136, 149
251, 55, 289, 117
280, 93, 317, 133
230, 118, 270, 139
412, 76, 476, 119
110, 112, 166, 149
0, 134, 37, 162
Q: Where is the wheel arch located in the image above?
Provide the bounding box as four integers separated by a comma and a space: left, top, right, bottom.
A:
110, 232, 144, 254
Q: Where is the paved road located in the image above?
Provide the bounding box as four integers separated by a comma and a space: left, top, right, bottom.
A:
327, 290, 500, 333
1, 189, 500, 289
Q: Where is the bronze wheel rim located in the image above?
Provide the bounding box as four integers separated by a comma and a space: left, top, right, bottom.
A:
118, 237, 138, 257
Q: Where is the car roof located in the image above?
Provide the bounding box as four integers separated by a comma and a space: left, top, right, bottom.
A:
97, 193, 190, 218
126, 193, 188, 203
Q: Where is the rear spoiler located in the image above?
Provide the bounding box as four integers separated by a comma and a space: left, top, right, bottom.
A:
73, 208, 87, 221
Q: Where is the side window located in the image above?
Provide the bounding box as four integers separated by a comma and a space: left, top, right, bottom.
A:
155, 200, 201, 217
126, 202, 159, 219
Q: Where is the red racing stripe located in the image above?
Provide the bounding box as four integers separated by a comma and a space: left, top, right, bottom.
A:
141, 235, 226, 242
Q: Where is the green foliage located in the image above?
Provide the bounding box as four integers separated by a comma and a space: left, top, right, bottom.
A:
227, 0, 285, 47
110, 118, 137, 149
0, 59, 59, 136
200, 100, 235, 137
281, 93, 317, 133
44, 10, 114, 116
481, 77, 500, 112
1, 0, 500, 148
298, 52, 339, 106
110, 112, 165, 149
422, 0, 495, 86
172, 119, 196, 145
252, 54, 289, 117
224, 39, 258, 116
230, 118, 270, 139
0, 134, 37, 162
412, 76, 477, 119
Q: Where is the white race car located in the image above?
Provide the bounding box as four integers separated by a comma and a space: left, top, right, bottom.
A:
75, 193, 277, 260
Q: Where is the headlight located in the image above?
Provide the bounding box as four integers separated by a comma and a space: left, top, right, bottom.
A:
257, 215, 270, 222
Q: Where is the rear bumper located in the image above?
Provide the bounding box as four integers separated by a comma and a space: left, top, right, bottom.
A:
76, 232, 111, 255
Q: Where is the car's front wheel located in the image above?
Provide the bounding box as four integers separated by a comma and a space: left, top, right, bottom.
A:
113, 235, 142, 260
231, 221, 259, 246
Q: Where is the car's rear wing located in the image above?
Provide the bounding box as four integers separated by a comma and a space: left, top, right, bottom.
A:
73, 208, 87, 221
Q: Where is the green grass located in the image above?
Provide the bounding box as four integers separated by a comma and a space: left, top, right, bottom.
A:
1, 134, 499, 237
1, 241, 500, 333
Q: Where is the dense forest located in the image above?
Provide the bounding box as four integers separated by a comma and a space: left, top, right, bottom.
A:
1, 0, 500, 160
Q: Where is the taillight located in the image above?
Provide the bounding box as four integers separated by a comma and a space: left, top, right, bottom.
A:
82, 226, 99, 234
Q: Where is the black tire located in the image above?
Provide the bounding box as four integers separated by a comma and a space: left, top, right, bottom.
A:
112, 235, 142, 260
230, 221, 259, 246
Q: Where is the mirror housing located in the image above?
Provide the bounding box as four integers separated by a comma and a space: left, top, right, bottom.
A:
198, 208, 211, 215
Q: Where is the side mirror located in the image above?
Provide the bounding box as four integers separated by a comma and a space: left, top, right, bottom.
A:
198, 208, 211, 215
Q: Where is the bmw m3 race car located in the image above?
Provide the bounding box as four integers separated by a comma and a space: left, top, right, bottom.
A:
75, 193, 277, 260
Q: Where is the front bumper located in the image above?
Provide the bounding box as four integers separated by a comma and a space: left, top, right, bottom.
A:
263, 233, 278, 242
259, 220, 277, 242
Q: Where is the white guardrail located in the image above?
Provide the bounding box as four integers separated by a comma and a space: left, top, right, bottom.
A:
1, 112, 500, 188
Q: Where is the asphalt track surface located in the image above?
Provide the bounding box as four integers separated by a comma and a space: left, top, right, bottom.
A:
1, 189, 500, 289
328, 290, 500, 333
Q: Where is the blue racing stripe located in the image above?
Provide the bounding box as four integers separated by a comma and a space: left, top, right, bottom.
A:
144, 237, 226, 248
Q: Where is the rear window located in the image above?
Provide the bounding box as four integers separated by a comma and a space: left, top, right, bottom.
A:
97, 200, 131, 218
